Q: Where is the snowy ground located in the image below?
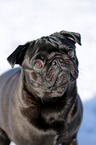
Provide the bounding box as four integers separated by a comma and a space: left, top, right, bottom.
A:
0, 0, 96, 145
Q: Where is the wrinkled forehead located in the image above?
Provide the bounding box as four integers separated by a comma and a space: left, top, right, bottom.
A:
28, 35, 75, 60
35, 35, 75, 52
31, 40, 59, 60
35, 39, 59, 53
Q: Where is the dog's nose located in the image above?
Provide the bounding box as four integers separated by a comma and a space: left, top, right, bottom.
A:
52, 58, 64, 66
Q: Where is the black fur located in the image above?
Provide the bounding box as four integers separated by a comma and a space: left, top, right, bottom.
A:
0, 30, 83, 145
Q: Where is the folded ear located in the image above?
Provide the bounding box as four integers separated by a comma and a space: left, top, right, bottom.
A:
7, 42, 31, 68
60, 30, 81, 45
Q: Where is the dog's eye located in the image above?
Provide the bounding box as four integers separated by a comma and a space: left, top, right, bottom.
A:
35, 61, 44, 69
67, 50, 74, 58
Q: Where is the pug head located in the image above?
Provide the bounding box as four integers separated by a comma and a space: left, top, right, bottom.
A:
7, 31, 81, 99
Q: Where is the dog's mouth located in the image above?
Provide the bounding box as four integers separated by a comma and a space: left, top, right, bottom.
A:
36, 81, 69, 99
37, 71, 70, 95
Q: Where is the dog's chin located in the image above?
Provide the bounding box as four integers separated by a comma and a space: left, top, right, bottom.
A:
44, 85, 68, 97
32, 82, 69, 99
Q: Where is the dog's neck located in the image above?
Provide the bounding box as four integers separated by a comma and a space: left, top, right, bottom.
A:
19, 71, 78, 131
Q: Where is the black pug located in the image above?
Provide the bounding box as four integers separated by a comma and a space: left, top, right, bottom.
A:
0, 31, 83, 145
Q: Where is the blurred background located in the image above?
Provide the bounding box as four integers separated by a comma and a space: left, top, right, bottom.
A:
0, 0, 96, 144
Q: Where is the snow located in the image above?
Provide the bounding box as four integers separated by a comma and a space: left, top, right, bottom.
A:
0, 0, 96, 145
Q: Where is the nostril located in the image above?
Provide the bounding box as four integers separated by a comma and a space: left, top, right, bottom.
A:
52, 58, 64, 66
59, 58, 64, 63
52, 60, 57, 66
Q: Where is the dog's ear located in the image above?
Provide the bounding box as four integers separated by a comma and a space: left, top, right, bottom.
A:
7, 42, 32, 68
60, 31, 81, 45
